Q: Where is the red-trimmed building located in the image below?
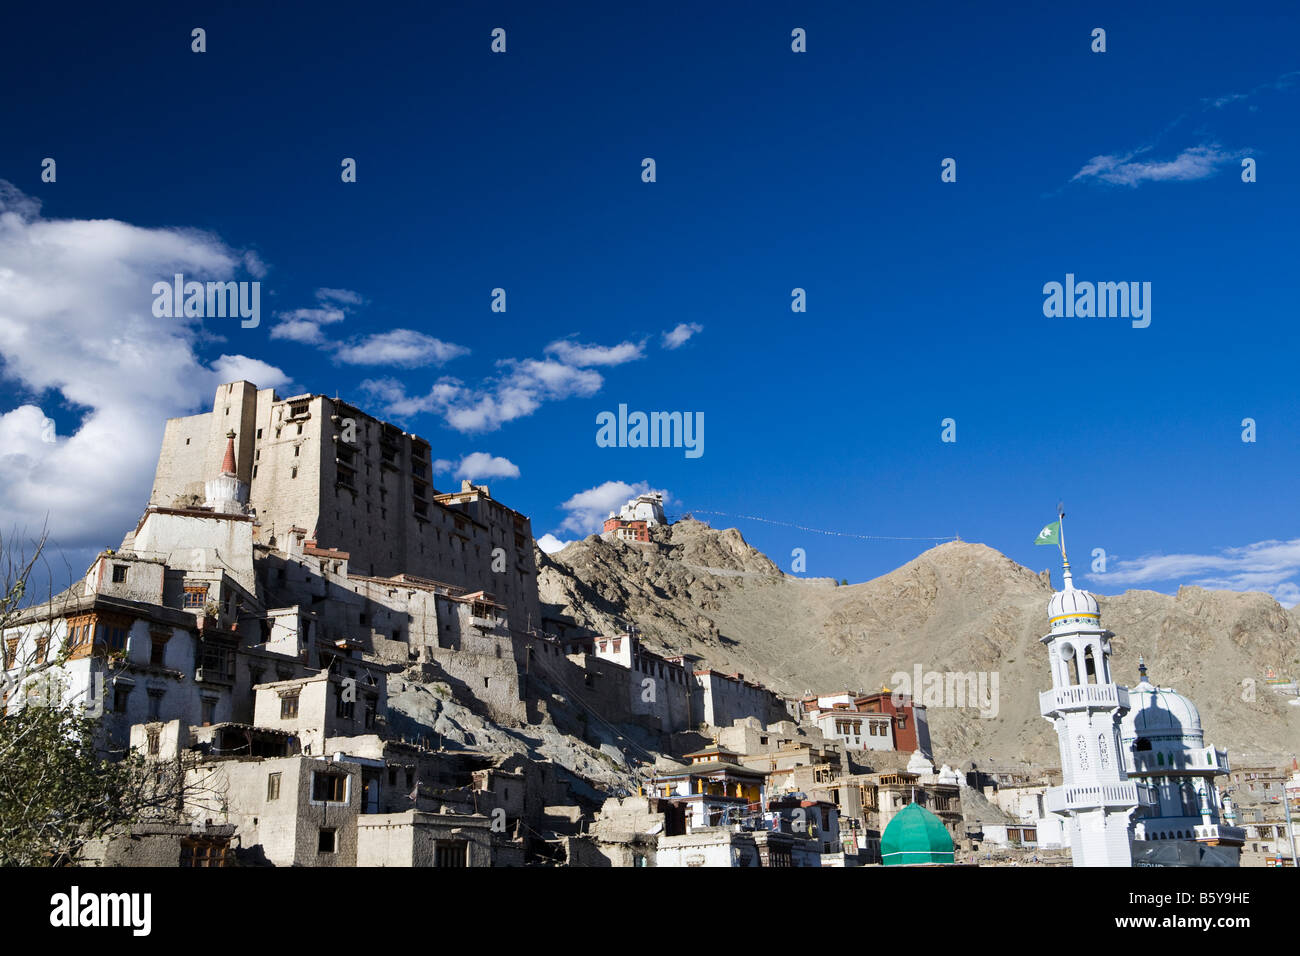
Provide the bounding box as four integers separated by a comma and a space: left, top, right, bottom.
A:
602, 492, 666, 543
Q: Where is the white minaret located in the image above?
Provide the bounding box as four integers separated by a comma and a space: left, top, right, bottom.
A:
1038, 509, 1145, 866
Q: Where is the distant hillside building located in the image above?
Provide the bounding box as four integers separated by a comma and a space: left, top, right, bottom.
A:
602, 492, 666, 543
799, 691, 931, 756
147, 382, 541, 631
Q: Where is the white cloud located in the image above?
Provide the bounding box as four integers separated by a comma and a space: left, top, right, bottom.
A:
269, 287, 356, 344
0, 181, 288, 551
1201, 70, 1300, 110
537, 533, 574, 554
545, 338, 645, 367
662, 322, 703, 349
209, 354, 293, 390
316, 287, 363, 305
1089, 538, 1300, 607
1071, 144, 1241, 187
364, 355, 604, 434
555, 480, 667, 535
242, 251, 269, 279
431, 451, 520, 481
270, 308, 345, 345
272, 289, 468, 369
456, 452, 520, 480
334, 329, 469, 368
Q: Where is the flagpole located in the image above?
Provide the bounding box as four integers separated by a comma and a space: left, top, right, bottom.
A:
1058, 503, 1069, 579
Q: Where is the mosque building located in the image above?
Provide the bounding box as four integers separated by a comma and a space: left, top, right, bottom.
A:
1120, 657, 1246, 859
1037, 513, 1244, 867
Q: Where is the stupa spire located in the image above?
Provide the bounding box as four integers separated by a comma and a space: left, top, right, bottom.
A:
220, 430, 237, 475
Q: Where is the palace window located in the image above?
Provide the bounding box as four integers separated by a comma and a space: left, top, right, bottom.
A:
197, 641, 236, 682
434, 841, 468, 868
104, 622, 129, 653
183, 586, 208, 610
335, 685, 355, 720
280, 692, 299, 719
311, 771, 348, 804
180, 840, 228, 868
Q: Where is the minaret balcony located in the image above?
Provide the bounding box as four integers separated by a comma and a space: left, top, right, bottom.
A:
1129, 747, 1230, 776
1045, 781, 1146, 815
1193, 823, 1246, 846
1039, 682, 1129, 718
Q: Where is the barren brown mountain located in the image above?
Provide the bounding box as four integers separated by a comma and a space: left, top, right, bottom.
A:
538, 520, 1300, 769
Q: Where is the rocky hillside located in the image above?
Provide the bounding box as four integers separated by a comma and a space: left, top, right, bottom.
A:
538, 520, 1300, 768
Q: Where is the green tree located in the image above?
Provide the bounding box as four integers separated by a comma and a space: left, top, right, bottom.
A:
0, 700, 145, 865
0, 529, 221, 865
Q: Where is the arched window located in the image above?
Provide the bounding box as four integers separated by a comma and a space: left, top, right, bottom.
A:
1084, 646, 1097, 685
1060, 644, 1079, 686
1157, 752, 1165, 766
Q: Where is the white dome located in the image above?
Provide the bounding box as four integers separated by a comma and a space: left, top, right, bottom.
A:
1121, 670, 1204, 744
1047, 569, 1100, 630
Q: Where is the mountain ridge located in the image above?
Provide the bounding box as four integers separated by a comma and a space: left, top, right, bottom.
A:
537, 520, 1300, 768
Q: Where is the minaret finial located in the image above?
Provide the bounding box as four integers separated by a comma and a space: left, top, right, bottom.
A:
1058, 501, 1072, 588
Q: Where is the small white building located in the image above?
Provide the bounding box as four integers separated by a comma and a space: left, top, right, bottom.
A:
990, 784, 1068, 849
610, 492, 666, 527
806, 698, 895, 752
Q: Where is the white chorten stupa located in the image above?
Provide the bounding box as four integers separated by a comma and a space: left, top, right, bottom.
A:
204, 430, 249, 515
1037, 512, 1151, 867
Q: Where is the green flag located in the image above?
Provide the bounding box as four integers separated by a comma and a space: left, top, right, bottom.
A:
1034, 520, 1061, 546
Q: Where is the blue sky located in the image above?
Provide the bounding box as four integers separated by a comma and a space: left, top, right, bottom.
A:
2, 2, 1299, 603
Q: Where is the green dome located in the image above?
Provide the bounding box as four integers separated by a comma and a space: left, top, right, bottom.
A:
880, 802, 955, 866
